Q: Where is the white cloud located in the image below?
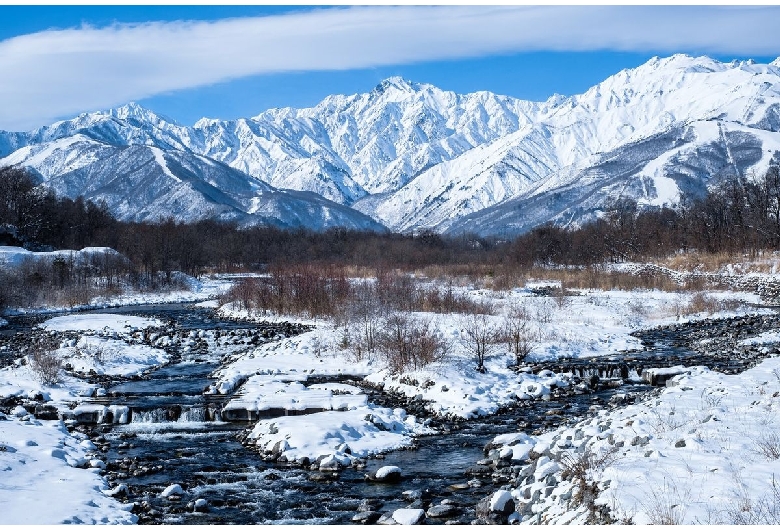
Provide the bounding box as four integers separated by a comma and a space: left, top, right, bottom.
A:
1, 5, 779, 130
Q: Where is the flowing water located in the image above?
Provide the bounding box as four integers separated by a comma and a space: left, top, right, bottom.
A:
3, 303, 777, 524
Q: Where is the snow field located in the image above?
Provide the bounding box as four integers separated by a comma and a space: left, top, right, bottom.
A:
0, 412, 137, 524
484, 354, 780, 524
215, 281, 763, 465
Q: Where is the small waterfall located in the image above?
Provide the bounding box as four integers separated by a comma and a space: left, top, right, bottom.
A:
130, 405, 222, 423
131, 407, 176, 423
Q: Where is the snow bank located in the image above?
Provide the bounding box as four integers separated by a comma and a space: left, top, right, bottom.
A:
247, 406, 431, 463
0, 245, 123, 268
0, 414, 136, 524
41, 313, 162, 332
484, 352, 780, 524
59, 336, 169, 377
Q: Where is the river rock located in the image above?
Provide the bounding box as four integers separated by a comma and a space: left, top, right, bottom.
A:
161, 483, 184, 498
319, 454, 346, 471
193, 498, 208, 512
476, 490, 516, 524
392, 508, 426, 525
465, 464, 492, 477
357, 498, 384, 512
352, 511, 381, 524
366, 465, 402, 483
426, 503, 460, 518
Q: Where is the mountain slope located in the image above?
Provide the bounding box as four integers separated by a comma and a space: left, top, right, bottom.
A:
2, 54, 780, 235
1, 135, 384, 231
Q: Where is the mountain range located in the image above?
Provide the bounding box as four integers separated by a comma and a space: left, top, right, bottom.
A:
3, 54, 780, 236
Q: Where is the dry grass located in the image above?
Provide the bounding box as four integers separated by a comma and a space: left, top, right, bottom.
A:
755, 431, 780, 460
642, 479, 689, 525
726, 474, 780, 524
654, 250, 780, 274
560, 444, 621, 519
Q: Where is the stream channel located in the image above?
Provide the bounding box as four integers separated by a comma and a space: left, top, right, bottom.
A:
5, 303, 780, 524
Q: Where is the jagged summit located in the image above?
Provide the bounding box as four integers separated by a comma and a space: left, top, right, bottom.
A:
110, 102, 178, 125
2, 55, 780, 236
373, 76, 417, 93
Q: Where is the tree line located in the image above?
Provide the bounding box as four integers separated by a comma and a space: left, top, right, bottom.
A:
4, 163, 780, 285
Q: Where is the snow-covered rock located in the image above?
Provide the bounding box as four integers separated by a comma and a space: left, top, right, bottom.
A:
391, 508, 425, 525
366, 465, 402, 483
160, 484, 184, 498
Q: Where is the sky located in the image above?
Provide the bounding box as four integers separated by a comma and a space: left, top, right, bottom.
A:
0, 5, 779, 131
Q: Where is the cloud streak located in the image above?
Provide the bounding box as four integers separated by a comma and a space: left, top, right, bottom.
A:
1, 5, 779, 130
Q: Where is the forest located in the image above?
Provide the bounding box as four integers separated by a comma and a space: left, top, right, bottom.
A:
2, 163, 780, 310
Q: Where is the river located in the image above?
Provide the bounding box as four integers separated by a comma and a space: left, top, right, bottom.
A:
3, 303, 778, 524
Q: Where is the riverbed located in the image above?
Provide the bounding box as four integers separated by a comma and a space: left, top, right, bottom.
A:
3, 302, 779, 524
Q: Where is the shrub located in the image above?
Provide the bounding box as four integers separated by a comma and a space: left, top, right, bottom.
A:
75, 342, 110, 365
28, 339, 62, 385
377, 314, 448, 374
755, 431, 780, 460
461, 313, 502, 371
503, 315, 536, 364
560, 444, 621, 521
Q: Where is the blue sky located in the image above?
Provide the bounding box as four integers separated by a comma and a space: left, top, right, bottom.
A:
0, 5, 779, 130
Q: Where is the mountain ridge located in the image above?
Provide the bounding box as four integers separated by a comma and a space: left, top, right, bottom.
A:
3, 54, 780, 235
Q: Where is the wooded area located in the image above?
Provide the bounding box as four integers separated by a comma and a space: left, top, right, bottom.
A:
3, 163, 780, 311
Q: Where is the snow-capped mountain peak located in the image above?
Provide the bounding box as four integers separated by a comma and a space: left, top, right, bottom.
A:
2, 55, 780, 236
372, 76, 418, 95
110, 102, 178, 125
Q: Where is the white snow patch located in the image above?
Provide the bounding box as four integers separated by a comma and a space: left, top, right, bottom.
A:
41, 314, 162, 332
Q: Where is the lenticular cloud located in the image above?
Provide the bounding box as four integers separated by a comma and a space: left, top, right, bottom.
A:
0, 5, 779, 130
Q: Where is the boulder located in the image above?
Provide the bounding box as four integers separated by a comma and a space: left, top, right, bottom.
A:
160, 483, 184, 498
426, 504, 460, 518
352, 511, 381, 524
366, 465, 402, 483
392, 508, 425, 525
476, 490, 516, 524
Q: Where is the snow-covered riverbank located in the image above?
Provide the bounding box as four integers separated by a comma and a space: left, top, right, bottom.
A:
483, 353, 780, 525
0, 313, 169, 524
0, 275, 775, 524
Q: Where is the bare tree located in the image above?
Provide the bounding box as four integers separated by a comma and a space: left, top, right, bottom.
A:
461, 313, 502, 372
503, 303, 536, 365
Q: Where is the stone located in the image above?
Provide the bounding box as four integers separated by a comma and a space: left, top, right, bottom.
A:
352, 511, 381, 524
366, 465, 402, 483
392, 508, 426, 525
426, 504, 460, 518
160, 483, 184, 498
357, 498, 384, 512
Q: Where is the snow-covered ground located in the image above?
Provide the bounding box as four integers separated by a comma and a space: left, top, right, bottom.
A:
0, 314, 171, 524
213, 282, 768, 469
219, 283, 765, 417
484, 354, 780, 525
0, 270, 776, 524
0, 410, 137, 524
